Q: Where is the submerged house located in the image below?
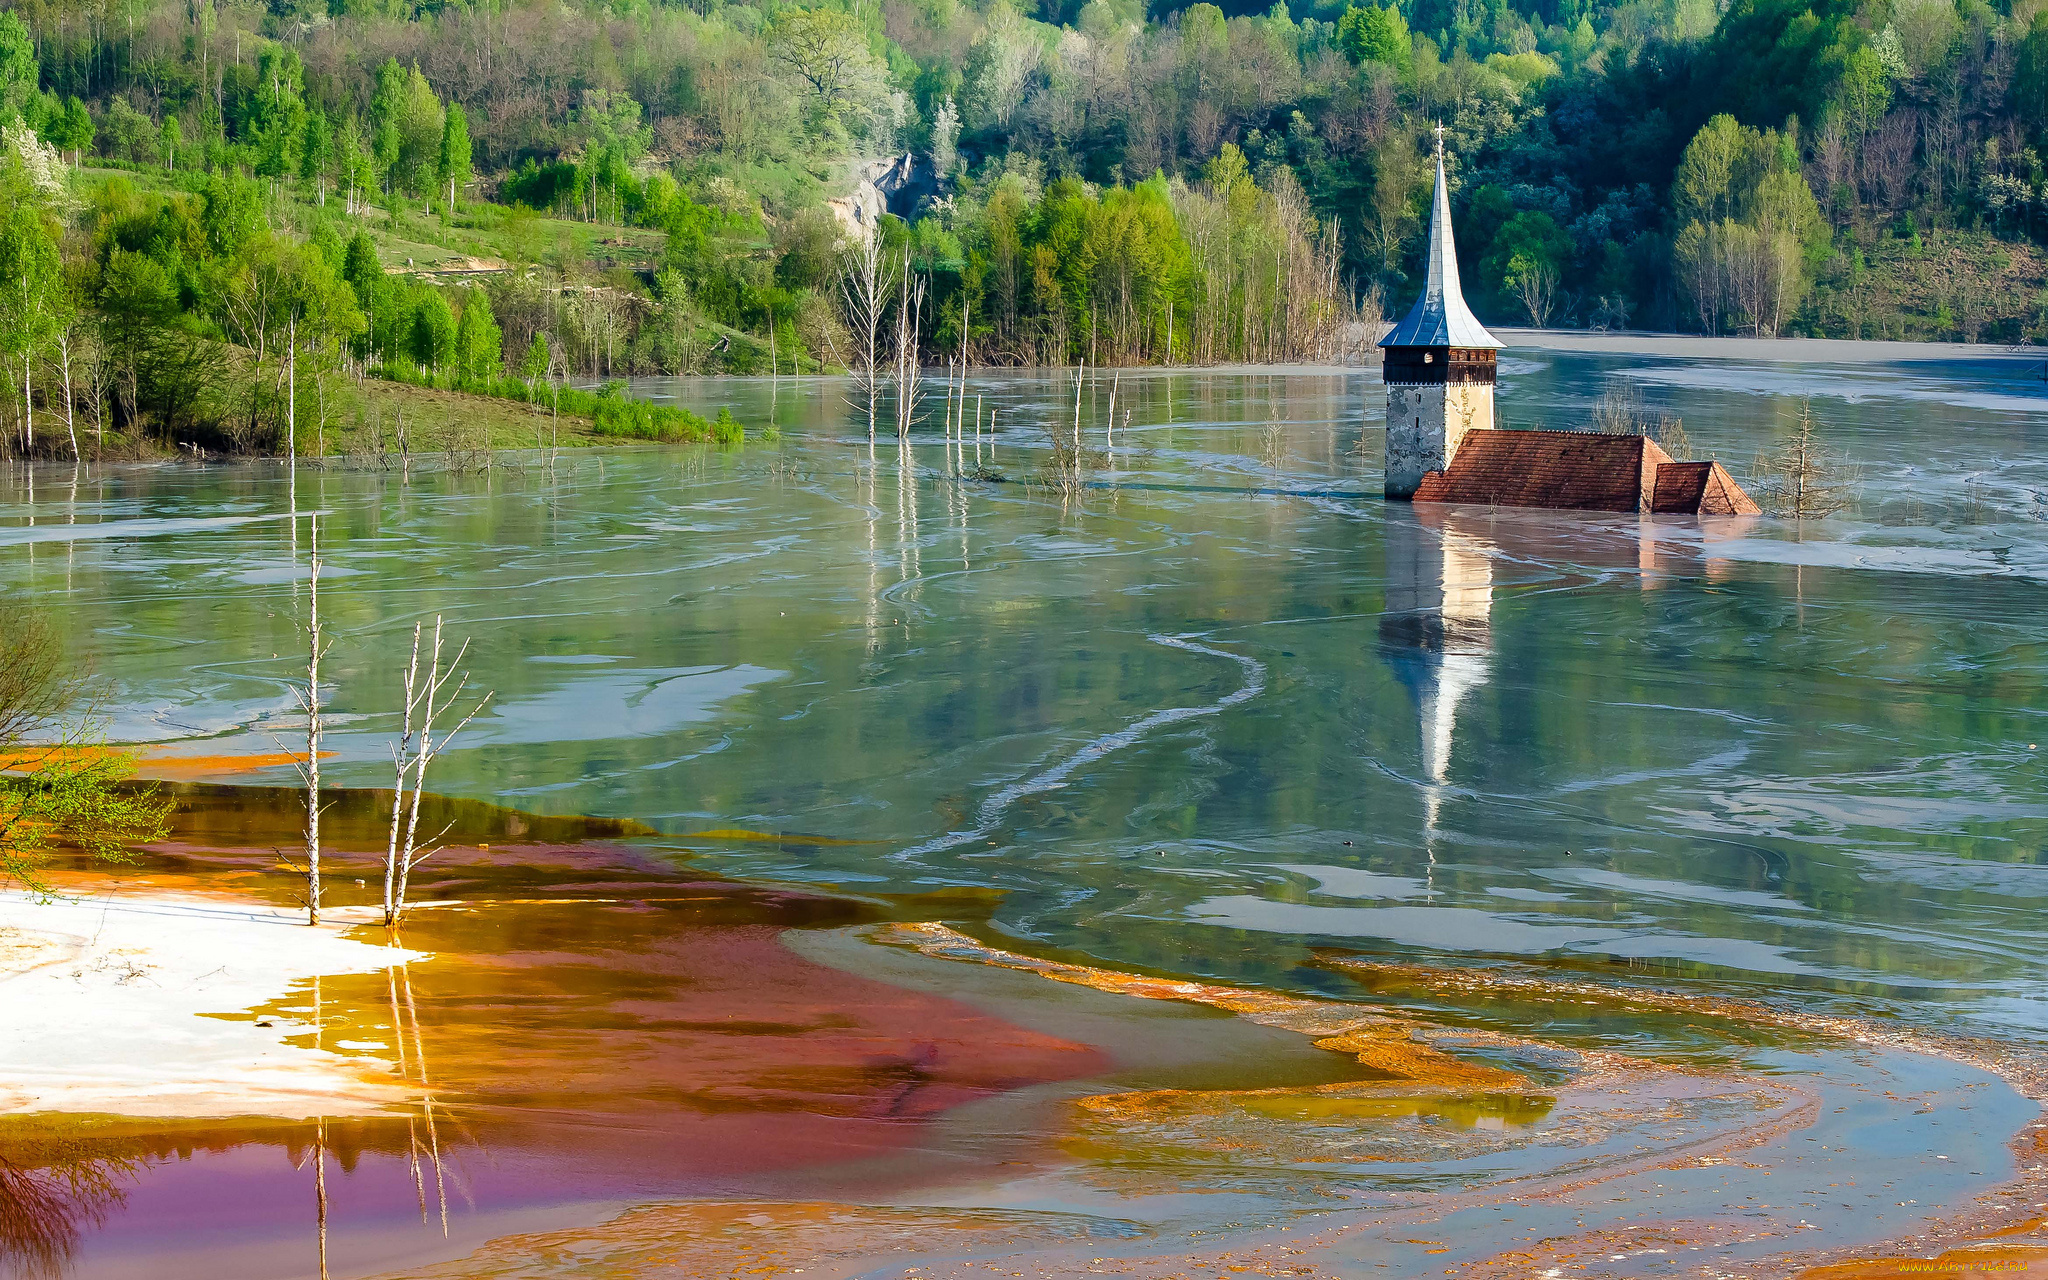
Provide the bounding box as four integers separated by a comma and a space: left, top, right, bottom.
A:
1379, 135, 1760, 517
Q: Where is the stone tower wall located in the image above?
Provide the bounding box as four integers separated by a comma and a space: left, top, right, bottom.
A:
1384, 382, 1495, 499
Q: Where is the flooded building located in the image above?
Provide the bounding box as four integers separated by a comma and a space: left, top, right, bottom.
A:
1380, 135, 1761, 517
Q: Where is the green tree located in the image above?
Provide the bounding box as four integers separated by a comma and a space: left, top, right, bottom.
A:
1674, 114, 1748, 227
409, 291, 456, 376
160, 116, 181, 172
1671, 115, 1824, 335
2013, 14, 2048, 142
200, 170, 264, 258
1480, 210, 1569, 318
342, 230, 381, 315
249, 46, 307, 182
0, 188, 63, 452
336, 115, 372, 212
53, 96, 94, 162
1337, 4, 1411, 69
769, 6, 892, 132
101, 96, 153, 163
438, 101, 471, 211
1834, 43, 1892, 134
372, 60, 443, 198
454, 287, 501, 384
1703, 0, 1872, 129
1, 605, 171, 896
0, 12, 33, 125
299, 107, 331, 201
519, 331, 550, 384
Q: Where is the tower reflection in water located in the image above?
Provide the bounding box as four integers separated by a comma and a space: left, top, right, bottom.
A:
1378, 507, 1496, 893
1374, 507, 1756, 893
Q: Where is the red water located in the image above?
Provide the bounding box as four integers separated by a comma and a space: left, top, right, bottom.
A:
3, 822, 1109, 1280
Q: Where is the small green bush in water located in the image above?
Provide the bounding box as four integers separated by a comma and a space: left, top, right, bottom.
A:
586, 385, 745, 444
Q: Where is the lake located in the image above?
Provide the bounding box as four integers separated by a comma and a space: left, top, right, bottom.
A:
2, 340, 2046, 1278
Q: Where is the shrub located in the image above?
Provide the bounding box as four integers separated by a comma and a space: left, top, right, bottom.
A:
585, 383, 741, 443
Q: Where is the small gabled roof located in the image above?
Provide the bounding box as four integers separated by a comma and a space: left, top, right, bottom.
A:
1380, 130, 1503, 352
1650, 461, 1765, 516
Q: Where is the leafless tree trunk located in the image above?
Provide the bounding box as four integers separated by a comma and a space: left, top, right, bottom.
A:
286, 513, 330, 925
56, 333, 78, 462
839, 234, 894, 446
1750, 403, 1858, 517
287, 316, 297, 467
382, 617, 491, 926
892, 256, 927, 440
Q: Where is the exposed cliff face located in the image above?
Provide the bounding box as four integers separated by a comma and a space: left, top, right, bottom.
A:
827, 153, 935, 238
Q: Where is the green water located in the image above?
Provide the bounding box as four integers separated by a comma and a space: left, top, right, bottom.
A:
4, 347, 2046, 1033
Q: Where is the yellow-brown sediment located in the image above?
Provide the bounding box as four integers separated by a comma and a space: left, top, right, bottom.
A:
685, 828, 888, 846
0, 745, 332, 780
1796, 1245, 2048, 1279
873, 921, 1532, 1085
1073, 1080, 1557, 1131
1334, 957, 2048, 1280
380, 1199, 1118, 1279
1310, 1029, 1527, 1088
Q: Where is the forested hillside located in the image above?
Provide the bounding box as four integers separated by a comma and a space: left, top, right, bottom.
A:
4, 0, 2048, 453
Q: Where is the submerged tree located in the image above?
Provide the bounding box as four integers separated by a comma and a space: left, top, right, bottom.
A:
838, 233, 896, 446
1751, 403, 1857, 518
892, 254, 927, 440
381, 617, 489, 926
280, 514, 332, 925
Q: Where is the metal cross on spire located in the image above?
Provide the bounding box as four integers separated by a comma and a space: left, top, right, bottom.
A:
1433, 121, 1446, 158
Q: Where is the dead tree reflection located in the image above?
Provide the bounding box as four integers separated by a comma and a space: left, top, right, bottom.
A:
388, 960, 453, 1237
0, 1147, 136, 1280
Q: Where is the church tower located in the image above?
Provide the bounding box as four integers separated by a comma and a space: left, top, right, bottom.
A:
1380, 129, 1502, 500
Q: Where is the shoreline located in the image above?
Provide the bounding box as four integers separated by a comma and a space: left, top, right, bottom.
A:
1494, 327, 2048, 365
0, 885, 421, 1119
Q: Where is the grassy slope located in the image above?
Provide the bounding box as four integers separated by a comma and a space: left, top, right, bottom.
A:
1796, 226, 2048, 342
334, 378, 606, 456
70, 165, 699, 458
77, 163, 667, 278
1865, 231, 2048, 341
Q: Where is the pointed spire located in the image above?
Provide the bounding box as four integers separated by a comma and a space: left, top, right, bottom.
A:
1379, 127, 1503, 350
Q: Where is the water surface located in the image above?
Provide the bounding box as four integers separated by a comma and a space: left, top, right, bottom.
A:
3, 345, 2047, 1276
6, 347, 2042, 1031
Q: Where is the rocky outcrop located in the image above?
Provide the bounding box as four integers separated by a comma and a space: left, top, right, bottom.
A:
827, 153, 935, 239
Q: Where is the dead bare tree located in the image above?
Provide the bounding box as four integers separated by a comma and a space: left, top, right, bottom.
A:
1750, 403, 1857, 518
839, 234, 895, 446
1589, 381, 1690, 458
382, 618, 491, 926
54, 331, 78, 463
892, 255, 927, 440
279, 513, 332, 925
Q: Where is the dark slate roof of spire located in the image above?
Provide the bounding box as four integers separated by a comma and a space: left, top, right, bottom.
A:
1379, 142, 1503, 351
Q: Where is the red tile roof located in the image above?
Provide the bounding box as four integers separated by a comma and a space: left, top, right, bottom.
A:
1412, 429, 1758, 515
1651, 460, 1763, 515
1413, 429, 1668, 511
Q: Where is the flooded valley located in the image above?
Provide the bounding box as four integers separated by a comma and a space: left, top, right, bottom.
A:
2, 341, 2047, 1278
